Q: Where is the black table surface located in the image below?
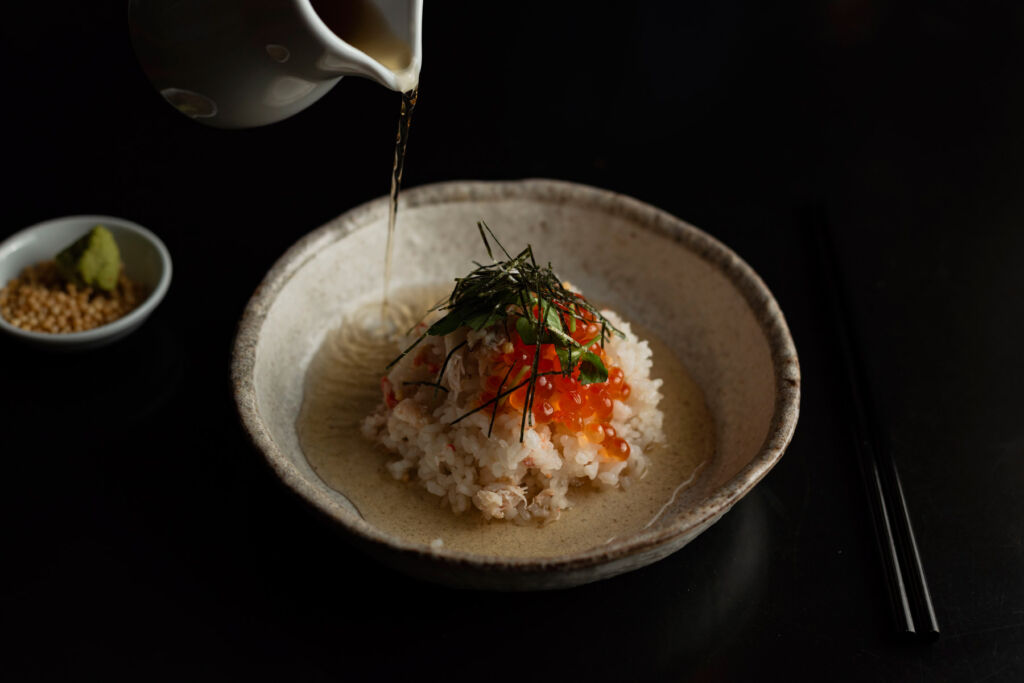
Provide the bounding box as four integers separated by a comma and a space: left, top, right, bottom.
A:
4, 2, 1023, 680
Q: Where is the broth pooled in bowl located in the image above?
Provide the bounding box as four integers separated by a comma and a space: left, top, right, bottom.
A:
296, 226, 715, 557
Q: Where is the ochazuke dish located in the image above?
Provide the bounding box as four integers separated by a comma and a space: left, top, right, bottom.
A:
297, 223, 715, 556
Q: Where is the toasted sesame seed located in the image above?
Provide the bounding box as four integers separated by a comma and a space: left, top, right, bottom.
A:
0, 260, 146, 334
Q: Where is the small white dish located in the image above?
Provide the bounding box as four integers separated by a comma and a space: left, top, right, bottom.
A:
0, 215, 172, 350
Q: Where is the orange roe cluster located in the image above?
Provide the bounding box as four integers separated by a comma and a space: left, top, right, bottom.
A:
479, 307, 633, 461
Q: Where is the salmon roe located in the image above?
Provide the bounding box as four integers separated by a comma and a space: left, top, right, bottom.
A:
602, 437, 631, 461
477, 302, 634, 461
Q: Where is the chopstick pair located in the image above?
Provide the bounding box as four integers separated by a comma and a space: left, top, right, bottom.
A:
809, 208, 940, 642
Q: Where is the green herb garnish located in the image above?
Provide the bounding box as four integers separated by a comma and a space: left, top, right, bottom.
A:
386, 222, 623, 441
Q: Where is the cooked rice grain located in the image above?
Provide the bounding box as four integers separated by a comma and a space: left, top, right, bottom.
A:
362, 310, 664, 523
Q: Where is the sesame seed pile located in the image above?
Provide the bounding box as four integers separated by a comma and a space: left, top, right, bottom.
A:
0, 260, 146, 334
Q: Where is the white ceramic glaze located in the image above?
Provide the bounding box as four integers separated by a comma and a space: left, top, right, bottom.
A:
231, 179, 800, 590
128, 0, 423, 129
0, 215, 172, 350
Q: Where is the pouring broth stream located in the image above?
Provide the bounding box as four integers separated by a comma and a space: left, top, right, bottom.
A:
311, 0, 419, 309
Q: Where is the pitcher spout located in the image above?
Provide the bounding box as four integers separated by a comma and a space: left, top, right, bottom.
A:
304, 0, 423, 93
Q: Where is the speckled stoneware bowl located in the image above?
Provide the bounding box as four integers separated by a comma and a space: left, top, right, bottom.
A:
232, 179, 800, 590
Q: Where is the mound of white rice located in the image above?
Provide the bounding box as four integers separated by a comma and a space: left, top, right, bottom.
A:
361, 309, 664, 523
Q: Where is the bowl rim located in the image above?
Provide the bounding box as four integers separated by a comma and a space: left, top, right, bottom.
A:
231, 179, 800, 571
0, 214, 173, 346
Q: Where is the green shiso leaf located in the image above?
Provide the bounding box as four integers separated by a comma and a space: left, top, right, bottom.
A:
576, 350, 610, 385
515, 315, 537, 345
555, 347, 609, 385
427, 307, 471, 336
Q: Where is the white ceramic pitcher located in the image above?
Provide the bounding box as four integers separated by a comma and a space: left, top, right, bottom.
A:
129, 0, 423, 129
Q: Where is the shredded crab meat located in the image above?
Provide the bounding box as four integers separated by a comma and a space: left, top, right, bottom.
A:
362, 305, 664, 523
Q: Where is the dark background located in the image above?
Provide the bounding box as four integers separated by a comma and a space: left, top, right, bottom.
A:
3, 1, 1023, 680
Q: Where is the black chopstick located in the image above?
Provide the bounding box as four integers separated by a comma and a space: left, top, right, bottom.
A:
809, 208, 940, 642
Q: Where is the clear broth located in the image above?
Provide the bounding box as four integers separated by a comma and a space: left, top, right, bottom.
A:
296, 286, 715, 558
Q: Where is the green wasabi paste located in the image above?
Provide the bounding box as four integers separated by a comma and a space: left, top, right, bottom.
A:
55, 225, 121, 292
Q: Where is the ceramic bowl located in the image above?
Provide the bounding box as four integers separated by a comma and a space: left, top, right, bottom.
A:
232, 179, 800, 590
0, 215, 172, 350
